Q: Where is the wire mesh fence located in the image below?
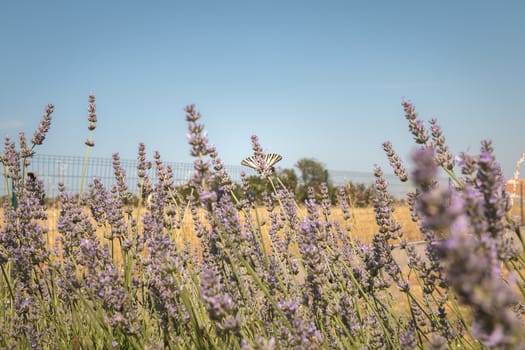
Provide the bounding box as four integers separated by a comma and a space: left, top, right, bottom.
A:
1, 154, 254, 198
2, 154, 416, 199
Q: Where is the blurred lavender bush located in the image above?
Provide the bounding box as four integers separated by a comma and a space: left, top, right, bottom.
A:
0, 96, 524, 349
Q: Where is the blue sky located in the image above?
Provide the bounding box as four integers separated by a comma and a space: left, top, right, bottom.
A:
1, 0, 524, 179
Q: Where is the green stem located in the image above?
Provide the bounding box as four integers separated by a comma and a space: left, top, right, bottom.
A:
228, 188, 290, 297
323, 245, 398, 349
213, 226, 293, 331
442, 167, 462, 188
1, 264, 15, 301
507, 260, 525, 299
78, 143, 92, 203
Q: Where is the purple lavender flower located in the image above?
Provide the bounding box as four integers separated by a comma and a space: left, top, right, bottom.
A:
297, 220, 330, 315
185, 104, 209, 158
428, 333, 447, 350
200, 267, 234, 321
0, 144, 53, 348
336, 186, 352, 224
2, 135, 21, 185
84, 94, 97, 147
399, 322, 417, 349
416, 186, 466, 233
319, 182, 331, 217
87, 93, 97, 131
19, 132, 33, 163
200, 266, 241, 336
460, 183, 487, 236
278, 299, 324, 349
402, 98, 430, 144
372, 165, 403, 240
86, 178, 128, 243
31, 104, 53, 146
429, 118, 455, 170
136, 142, 151, 180
364, 315, 386, 349
241, 336, 276, 350
111, 153, 135, 212
437, 232, 523, 348
382, 141, 408, 182
475, 140, 511, 238
185, 105, 218, 193
456, 152, 478, 176
208, 143, 235, 193
411, 147, 438, 190
411, 143, 524, 348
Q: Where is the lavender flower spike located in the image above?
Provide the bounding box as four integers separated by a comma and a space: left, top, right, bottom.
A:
412, 147, 468, 235
382, 141, 408, 182
402, 98, 429, 144
200, 266, 241, 336
85, 94, 96, 147
87, 93, 97, 131
437, 232, 524, 348
412, 146, 525, 348
411, 147, 438, 190
31, 104, 54, 146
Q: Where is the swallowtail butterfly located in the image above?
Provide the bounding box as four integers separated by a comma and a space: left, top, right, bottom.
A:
241, 153, 282, 172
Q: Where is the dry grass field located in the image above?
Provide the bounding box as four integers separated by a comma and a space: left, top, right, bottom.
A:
0, 203, 423, 247
3, 199, 520, 318
2, 200, 523, 251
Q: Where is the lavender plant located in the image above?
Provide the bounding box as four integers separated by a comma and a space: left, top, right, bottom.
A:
1, 97, 524, 350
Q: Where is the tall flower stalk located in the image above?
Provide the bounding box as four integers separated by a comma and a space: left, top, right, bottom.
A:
78, 93, 97, 200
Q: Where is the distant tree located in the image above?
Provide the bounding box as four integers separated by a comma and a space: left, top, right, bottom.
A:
295, 158, 327, 187
295, 158, 334, 203
276, 168, 299, 194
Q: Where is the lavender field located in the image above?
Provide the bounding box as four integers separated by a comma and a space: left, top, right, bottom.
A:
1, 96, 524, 349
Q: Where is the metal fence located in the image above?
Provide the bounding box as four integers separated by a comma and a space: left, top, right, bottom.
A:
328, 169, 413, 198
1, 154, 414, 198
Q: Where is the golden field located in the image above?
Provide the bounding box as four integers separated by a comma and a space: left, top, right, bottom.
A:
0, 203, 423, 247
1, 200, 523, 249
1, 197, 522, 343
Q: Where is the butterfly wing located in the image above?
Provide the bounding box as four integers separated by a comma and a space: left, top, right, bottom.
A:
241, 156, 259, 170
242, 153, 282, 172
264, 153, 282, 168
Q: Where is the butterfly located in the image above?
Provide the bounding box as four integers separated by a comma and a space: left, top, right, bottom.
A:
241, 153, 282, 173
